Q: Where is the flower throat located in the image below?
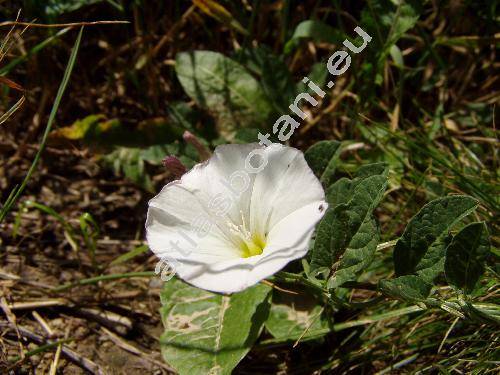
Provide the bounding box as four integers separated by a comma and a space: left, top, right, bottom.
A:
227, 212, 266, 258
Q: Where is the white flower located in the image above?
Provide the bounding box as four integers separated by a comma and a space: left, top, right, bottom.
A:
146, 143, 327, 293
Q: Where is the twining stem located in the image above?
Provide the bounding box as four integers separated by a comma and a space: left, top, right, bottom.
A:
274, 271, 327, 294
273, 269, 489, 324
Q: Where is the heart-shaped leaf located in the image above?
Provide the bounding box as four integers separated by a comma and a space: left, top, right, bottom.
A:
379, 275, 432, 303
160, 279, 271, 375
175, 51, 272, 137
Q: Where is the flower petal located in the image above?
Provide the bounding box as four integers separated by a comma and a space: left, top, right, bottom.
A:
174, 201, 325, 294
249, 144, 326, 237
181, 143, 258, 227
146, 143, 327, 294
146, 181, 240, 261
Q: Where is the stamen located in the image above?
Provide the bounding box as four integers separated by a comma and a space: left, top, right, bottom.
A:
240, 210, 247, 234
225, 215, 266, 258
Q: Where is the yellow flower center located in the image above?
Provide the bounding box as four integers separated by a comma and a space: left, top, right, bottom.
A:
227, 212, 266, 258
240, 233, 266, 258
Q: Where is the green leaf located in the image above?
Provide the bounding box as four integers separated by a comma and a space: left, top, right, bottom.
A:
325, 162, 388, 206
304, 140, 342, 187
393, 196, 479, 283
361, 0, 421, 52
235, 46, 296, 115
379, 275, 432, 303
466, 302, 500, 325
284, 20, 345, 54
445, 222, 490, 293
160, 279, 271, 375
104, 147, 153, 192
109, 244, 149, 267
325, 178, 353, 207
175, 51, 273, 137
33, 0, 109, 18
265, 292, 330, 342
328, 215, 379, 289
233, 128, 261, 143
389, 44, 404, 68
412, 235, 451, 284
296, 62, 329, 94
310, 164, 388, 278
103, 142, 198, 191
355, 162, 390, 178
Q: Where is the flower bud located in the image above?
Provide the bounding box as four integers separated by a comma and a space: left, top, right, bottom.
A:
183, 131, 211, 161
163, 156, 187, 178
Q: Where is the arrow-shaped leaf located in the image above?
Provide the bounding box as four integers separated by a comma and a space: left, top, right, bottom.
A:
379, 275, 432, 303
445, 222, 490, 294
393, 195, 478, 283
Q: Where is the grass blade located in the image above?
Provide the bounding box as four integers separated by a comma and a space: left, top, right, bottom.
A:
0, 27, 84, 223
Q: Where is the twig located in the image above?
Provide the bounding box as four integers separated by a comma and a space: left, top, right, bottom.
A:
0, 269, 20, 280
49, 342, 62, 375
31, 311, 61, 374
151, 5, 196, 58
101, 327, 175, 371
0, 94, 25, 126
8, 299, 68, 310
0, 20, 129, 28
299, 80, 354, 135
0, 322, 104, 374
79, 307, 132, 335
31, 311, 55, 338
438, 316, 460, 353
0, 296, 24, 360
293, 307, 324, 348
331, 305, 424, 331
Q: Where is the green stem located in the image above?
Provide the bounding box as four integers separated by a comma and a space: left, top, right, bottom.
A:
331, 305, 424, 331
53, 271, 154, 292
259, 305, 424, 346
9, 338, 73, 363
275, 271, 327, 293
340, 281, 378, 291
